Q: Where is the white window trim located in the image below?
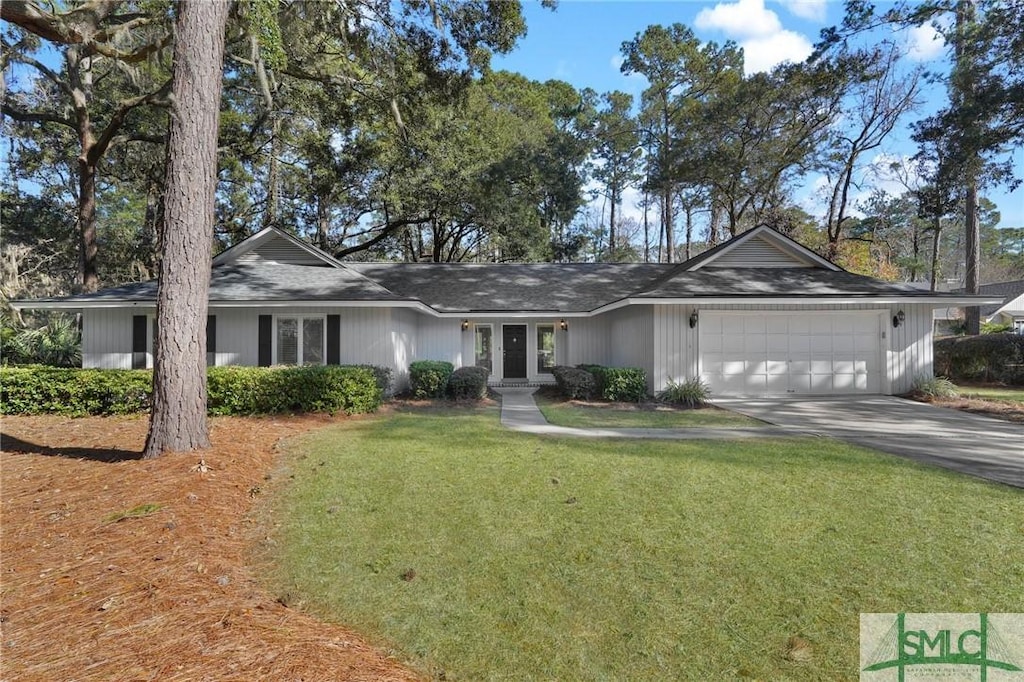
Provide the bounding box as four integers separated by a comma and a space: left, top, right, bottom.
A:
474, 323, 494, 375
536, 323, 556, 375
272, 314, 327, 366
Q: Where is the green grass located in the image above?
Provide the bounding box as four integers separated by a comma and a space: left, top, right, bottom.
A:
957, 385, 1024, 404
536, 394, 761, 428
266, 407, 1024, 681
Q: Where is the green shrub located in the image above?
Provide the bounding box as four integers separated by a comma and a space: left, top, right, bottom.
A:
552, 365, 595, 400
2, 365, 381, 416
207, 365, 380, 415
910, 375, 959, 400
594, 366, 648, 402
409, 360, 454, 399
2, 314, 81, 367
658, 377, 710, 408
577, 365, 647, 402
1, 366, 151, 415
981, 321, 1013, 334
358, 364, 393, 397
448, 366, 490, 400
934, 334, 1024, 385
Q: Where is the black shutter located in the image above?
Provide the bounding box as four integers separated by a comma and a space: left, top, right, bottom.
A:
132, 315, 147, 369
326, 314, 340, 365
258, 315, 272, 366
206, 314, 217, 366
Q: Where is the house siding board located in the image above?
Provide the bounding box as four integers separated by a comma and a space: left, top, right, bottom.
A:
887, 302, 933, 394
702, 236, 812, 268
608, 306, 655, 392
653, 304, 698, 394
567, 317, 610, 368
83, 308, 144, 369
236, 235, 327, 266
390, 309, 417, 391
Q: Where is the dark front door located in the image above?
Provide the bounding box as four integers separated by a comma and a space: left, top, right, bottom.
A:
503, 325, 527, 379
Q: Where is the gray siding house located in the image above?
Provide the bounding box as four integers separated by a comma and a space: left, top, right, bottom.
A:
15, 226, 997, 397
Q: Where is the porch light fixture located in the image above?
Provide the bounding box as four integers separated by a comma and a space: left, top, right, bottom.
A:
559, 319, 568, 331
892, 310, 905, 328
461, 319, 470, 331
689, 310, 699, 329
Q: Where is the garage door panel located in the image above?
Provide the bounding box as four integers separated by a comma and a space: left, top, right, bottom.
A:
789, 336, 810, 353
700, 311, 882, 397
744, 334, 766, 352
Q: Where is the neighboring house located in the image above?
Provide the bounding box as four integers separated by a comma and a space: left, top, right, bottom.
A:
934, 280, 1024, 335
989, 293, 1024, 333
13, 226, 998, 397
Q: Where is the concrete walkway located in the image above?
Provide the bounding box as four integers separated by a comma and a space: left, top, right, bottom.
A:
493, 387, 792, 440
715, 396, 1024, 489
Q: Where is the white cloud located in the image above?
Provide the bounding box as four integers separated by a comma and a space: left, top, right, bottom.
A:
696, 0, 813, 73
905, 23, 946, 62
741, 31, 813, 73
696, 0, 781, 39
779, 0, 827, 22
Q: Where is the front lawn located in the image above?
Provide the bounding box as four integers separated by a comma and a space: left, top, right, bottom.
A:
267, 408, 1024, 681
535, 394, 761, 428
958, 385, 1024, 404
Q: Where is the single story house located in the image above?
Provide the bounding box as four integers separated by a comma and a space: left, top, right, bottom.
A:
14, 226, 998, 397
934, 279, 1024, 335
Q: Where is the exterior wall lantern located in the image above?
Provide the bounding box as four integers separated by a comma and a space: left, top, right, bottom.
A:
892, 310, 905, 328
559, 319, 569, 331
689, 310, 699, 329
461, 319, 470, 331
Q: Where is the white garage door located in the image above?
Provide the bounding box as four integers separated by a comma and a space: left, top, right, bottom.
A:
699, 311, 883, 396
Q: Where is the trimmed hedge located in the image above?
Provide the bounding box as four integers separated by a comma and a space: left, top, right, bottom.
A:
206, 365, 381, 415
934, 334, 1024, 385
1, 366, 151, 416
1, 365, 382, 416
449, 366, 490, 400
409, 360, 454, 399
552, 365, 596, 400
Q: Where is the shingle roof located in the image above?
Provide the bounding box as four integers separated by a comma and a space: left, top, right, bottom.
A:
953, 280, 1024, 316
38, 262, 406, 303
347, 262, 670, 312
633, 268, 931, 299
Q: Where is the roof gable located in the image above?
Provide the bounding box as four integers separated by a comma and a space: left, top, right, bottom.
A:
684, 226, 840, 271
212, 227, 341, 267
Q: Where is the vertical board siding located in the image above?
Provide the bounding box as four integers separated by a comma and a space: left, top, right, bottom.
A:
567, 317, 610, 367
653, 304, 698, 394
83, 308, 153, 369
390, 309, 418, 391
416, 317, 463, 367
887, 302, 934, 394
608, 306, 655, 392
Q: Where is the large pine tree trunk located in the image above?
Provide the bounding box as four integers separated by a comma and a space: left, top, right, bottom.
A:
964, 183, 981, 335
144, 0, 229, 459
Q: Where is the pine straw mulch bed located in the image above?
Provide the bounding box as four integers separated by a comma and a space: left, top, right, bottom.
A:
1, 413, 421, 682
910, 396, 1024, 423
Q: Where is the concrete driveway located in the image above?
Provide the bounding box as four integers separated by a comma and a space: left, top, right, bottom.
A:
714, 396, 1024, 488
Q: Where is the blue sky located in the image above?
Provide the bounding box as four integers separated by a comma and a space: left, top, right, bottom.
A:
491, 0, 1024, 229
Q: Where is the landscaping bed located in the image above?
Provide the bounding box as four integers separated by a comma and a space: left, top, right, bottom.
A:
534, 388, 760, 429
910, 383, 1024, 424
0, 413, 418, 682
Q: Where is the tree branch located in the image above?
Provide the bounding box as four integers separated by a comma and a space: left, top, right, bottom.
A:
89, 79, 172, 162
1, 101, 76, 128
